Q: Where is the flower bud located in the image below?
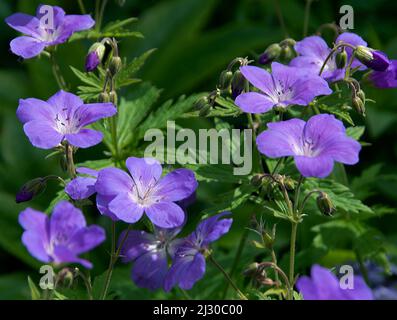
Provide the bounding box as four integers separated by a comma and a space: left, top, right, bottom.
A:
258, 43, 282, 65
85, 42, 106, 72
109, 90, 118, 105
355, 46, 390, 72
243, 262, 260, 277
16, 178, 46, 203
280, 45, 294, 60
194, 96, 209, 111
250, 174, 265, 187
352, 96, 365, 116
231, 70, 246, 98
218, 70, 233, 90
109, 56, 122, 76
316, 192, 335, 216
336, 48, 348, 69
98, 92, 110, 103
357, 89, 366, 103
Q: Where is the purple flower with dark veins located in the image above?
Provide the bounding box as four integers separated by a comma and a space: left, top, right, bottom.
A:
95, 157, 198, 228
6, 5, 95, 59
290, 33, 369, 82
65, 167, 98, 200
296, 265, 374, 300
256, 114, 361, 178
19, 201, 105, 268
17, 90, 116, 149
234, 62, 331, 114
164, 212, 232, 291
369, 60, 397, 88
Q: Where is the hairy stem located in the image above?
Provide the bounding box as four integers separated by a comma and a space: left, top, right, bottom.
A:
65, 143, 76, 179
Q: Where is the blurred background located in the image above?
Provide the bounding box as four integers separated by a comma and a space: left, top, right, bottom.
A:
0, 0, 396, 299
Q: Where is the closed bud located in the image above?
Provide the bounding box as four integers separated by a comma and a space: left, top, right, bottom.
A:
316, 192, 335, 216
218, 70, 233, 90
231, 70, 246, 99
85, 42, 106, 72
355, 46, 390, 71
16, 178, 46, 203
336, 48, 348, 69
280, 45, 294, 60
58, 268, 74, 287
352, 96, 365, 116
109, 90, 118, 105
98, 92, 110, 103
109, 56, 122, 76
250, 174, 264, 187
243, 262, 260, 277
283, 176, 296, 190
357, 89, 366, 103
280, 38, 296, 47
258, 43, 281, 65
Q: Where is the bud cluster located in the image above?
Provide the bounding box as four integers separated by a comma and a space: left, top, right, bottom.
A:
258, 38, 296, 65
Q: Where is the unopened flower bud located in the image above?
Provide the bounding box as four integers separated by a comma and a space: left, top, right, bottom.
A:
98, 92, 110, 103
280, 45, 294, 60
258, 43, 281, 65
283, 176, 296, 190
316, 192, 335, 216
16, 178, 46, 203
352, 96, 365, 116
85, 42, 106, 72
243, 262, 260, 277
58, 268, 74, 287
218, 70, 233, 90
355, 46, 390, 72
109, 56, 122, 76
109, 90, 118, 105
336, 48, 348, 69
357, 89, 366, 103
250, 174, 264, 187
231, 70, 246, 98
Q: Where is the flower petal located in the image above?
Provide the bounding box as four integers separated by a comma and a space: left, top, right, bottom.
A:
131, 250, 168, 291
126, 157, 163, 195
235, 92, 275, 114
76, 167, 98, 177
17, 98, 55, 124
19, 208, 50, 263
145, 201, 185, 228
5, 13, 40, 37
256, 119, 305, 158
55, 14, 95, 43
47, 90, 83, 113
95, 167, 133, 196
96, 193, 118, 220
343, 275, 374, 300
194, 212, 233, 244
9, 36, 46, 59
294, 36, 330, 58
156, 169, 198, 202
65, 129, 103, 148
108, 193, 144, 224
65, 177, 97, 200
303, 114, 346, 144
239, 65, 274, 96
23, 120, 63, 149
68, 225, 106, 255
75, 103, 117, 127
120, 230, 157, 262
52, 245, 92, 269
320, 135, 361, 165
336, 32, 367, 70
294, 155, 334, 178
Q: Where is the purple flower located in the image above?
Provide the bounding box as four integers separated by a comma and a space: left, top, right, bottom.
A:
85, 51, 101, 72
65, 167, 98, 200
363, 50, 390, 72
256, 114, 361, 178
120, 227, 182, 291
296, 265, 374, 300
290, 33, 368, 82
6, 5, 95, 59
17, 90, 116, 149
19, 201, 105, 268
95, 157, 198, 228
234, 62, 331, 114
369, 60, 397, 88
164, 212, 233, 291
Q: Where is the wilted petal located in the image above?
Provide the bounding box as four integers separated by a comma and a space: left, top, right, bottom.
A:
23, 120, 63, 149
156, 169, 198, 202
235, 92, 275, 114
10, 36, 46, 59
256, 119, 305, 158
145, 201, 185, 228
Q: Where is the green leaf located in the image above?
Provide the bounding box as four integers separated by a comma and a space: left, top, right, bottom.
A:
70, 66, 102, 89
346, 126, 365, 140
317, 103, 354, 126
28, 276, 41, 300
103, 17, 138, 32
186, 164, 250, 184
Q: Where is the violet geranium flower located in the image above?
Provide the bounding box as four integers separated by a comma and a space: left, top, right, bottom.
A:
17, 90, 116, 149
290, 33, 369, 82
65, 167, 98, 200
369, 60, 397, 89
256, 114, 361, 178
95, 157, 198, 228
19, 201, 105, 268
296, 265, 374, 300
6, 5, 95, 59
164, 212, 233, 291
234, 62, 331, 114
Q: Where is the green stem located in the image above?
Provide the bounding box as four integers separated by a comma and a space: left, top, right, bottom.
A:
209, 255, 248, 300
319, 43, 356, 76
293, 175, 304, 213
65, 143, 76, 179
49, 51, 67, 90
288, 221, 298, 294
273, 0, 288, 37
222, 227, 249, 299
270, 249, 280, 286
96, 0, 109, 31
78, 0, 86, 14
303, 0, 313, 37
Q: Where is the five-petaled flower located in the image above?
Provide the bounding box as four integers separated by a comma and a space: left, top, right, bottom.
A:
95, 157, 198, 228
256, 114, 361, 178
234, 62, 331, 114
296, 265, 373, 300
6, 5, 95, 59
19, 201, 105, 268
17, 90, 116, 149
